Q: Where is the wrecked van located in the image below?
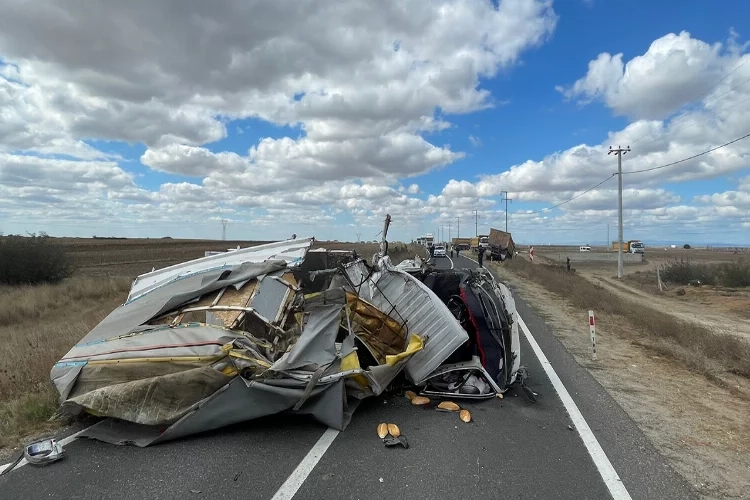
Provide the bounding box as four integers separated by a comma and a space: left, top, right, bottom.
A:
49, 221, 522, 446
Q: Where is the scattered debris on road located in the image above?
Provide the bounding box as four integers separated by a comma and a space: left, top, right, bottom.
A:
24, 439, 65, 466
49, 216, 523, 447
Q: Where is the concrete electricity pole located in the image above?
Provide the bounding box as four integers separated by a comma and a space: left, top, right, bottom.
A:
456, 217, 460, 238
473, 210, 479, 237
448, 221, 452, 243
221, 219, 228, 241
501, 191, 513, 232
608, 145, 630, 279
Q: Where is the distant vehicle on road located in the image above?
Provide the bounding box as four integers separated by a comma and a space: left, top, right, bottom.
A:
612, 240, 645, 254
452, 237, 471, 250
579, 245, 592, 252
433, 245, 446, 257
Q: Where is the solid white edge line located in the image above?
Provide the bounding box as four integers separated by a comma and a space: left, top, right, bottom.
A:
517, 316, 632, 500
446, 255, 454, 269
458, 254, 631, 499
270, 428, 340, 500
0, 428, 88, 475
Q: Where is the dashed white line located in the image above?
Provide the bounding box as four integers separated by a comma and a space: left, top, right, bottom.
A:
270, 428, 340, 500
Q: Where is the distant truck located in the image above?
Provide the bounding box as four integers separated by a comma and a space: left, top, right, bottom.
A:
452, 237, 472, 250
470, 235, 490, 252
612, 240, 645, 254
486, 228, 516, 261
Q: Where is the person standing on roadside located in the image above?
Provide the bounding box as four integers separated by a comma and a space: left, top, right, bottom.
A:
477, 246, 485, 267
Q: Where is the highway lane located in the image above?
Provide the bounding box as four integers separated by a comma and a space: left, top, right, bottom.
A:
0, 254, 696, 500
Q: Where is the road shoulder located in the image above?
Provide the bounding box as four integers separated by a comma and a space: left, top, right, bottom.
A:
488, 259, 750, 499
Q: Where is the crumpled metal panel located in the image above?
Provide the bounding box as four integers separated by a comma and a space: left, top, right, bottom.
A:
127, 237, 313, 302
343, 259, 468, 385
492, 279, 521, 385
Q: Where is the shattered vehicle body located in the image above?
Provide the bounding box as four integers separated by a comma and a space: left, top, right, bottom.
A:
50, 234, 522, 447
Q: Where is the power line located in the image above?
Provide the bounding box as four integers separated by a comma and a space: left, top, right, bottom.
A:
622, 131, 750, 175
488, 174, 616, 224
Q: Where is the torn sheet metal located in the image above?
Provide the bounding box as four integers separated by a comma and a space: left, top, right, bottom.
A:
127, 237, 313, 302
50, 229, 522, 448
343, 258, 469, 385
51, 244, 426, 446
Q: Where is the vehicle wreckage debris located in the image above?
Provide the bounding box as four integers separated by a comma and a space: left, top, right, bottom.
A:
383, 435, 409, 449
0, 438, 67, 474
47, 218, 524, 448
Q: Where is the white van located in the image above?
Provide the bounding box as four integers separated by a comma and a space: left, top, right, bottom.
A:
579, 246, 592, 252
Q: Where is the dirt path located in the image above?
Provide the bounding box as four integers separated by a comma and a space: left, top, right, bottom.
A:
578, 269, 750, 342
491, 262, 750, 500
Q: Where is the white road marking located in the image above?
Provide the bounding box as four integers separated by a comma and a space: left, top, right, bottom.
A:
270, 428, 340, 500
455, 254, 631, 500
446, 255, 454, 269
0, 428, 89, 475
517, 316, 632, 500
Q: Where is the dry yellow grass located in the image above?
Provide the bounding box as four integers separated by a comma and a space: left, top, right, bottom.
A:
0, 276, 131, 449
496, 257, 750, 382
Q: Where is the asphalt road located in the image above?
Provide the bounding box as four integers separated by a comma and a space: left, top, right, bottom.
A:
0, 254, 697, 500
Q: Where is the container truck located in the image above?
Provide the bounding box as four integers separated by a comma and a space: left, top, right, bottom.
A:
611, 240, 645, 254
451, 237, 472, 250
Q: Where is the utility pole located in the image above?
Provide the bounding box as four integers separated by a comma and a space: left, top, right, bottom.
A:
221, 219, 228, 241
440, 225, 444, 244
473, 210, 479, 237
501, 191, 513, 232
607, 224, 610, 251
608, 145, 630, 279
356, 232, 361, 243
448, 221, 452, 243
456, 217, 460, 238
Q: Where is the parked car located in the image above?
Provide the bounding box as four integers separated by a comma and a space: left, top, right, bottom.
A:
579, 245, 592, 252
433, 245, 446, 257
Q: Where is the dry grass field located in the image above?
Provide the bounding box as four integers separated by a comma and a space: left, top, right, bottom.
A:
0, 237, 426, 453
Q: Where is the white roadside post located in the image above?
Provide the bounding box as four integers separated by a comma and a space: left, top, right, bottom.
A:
589, 310, 597, 360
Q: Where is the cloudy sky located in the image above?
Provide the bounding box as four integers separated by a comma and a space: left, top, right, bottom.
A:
1, 0, 748, 245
